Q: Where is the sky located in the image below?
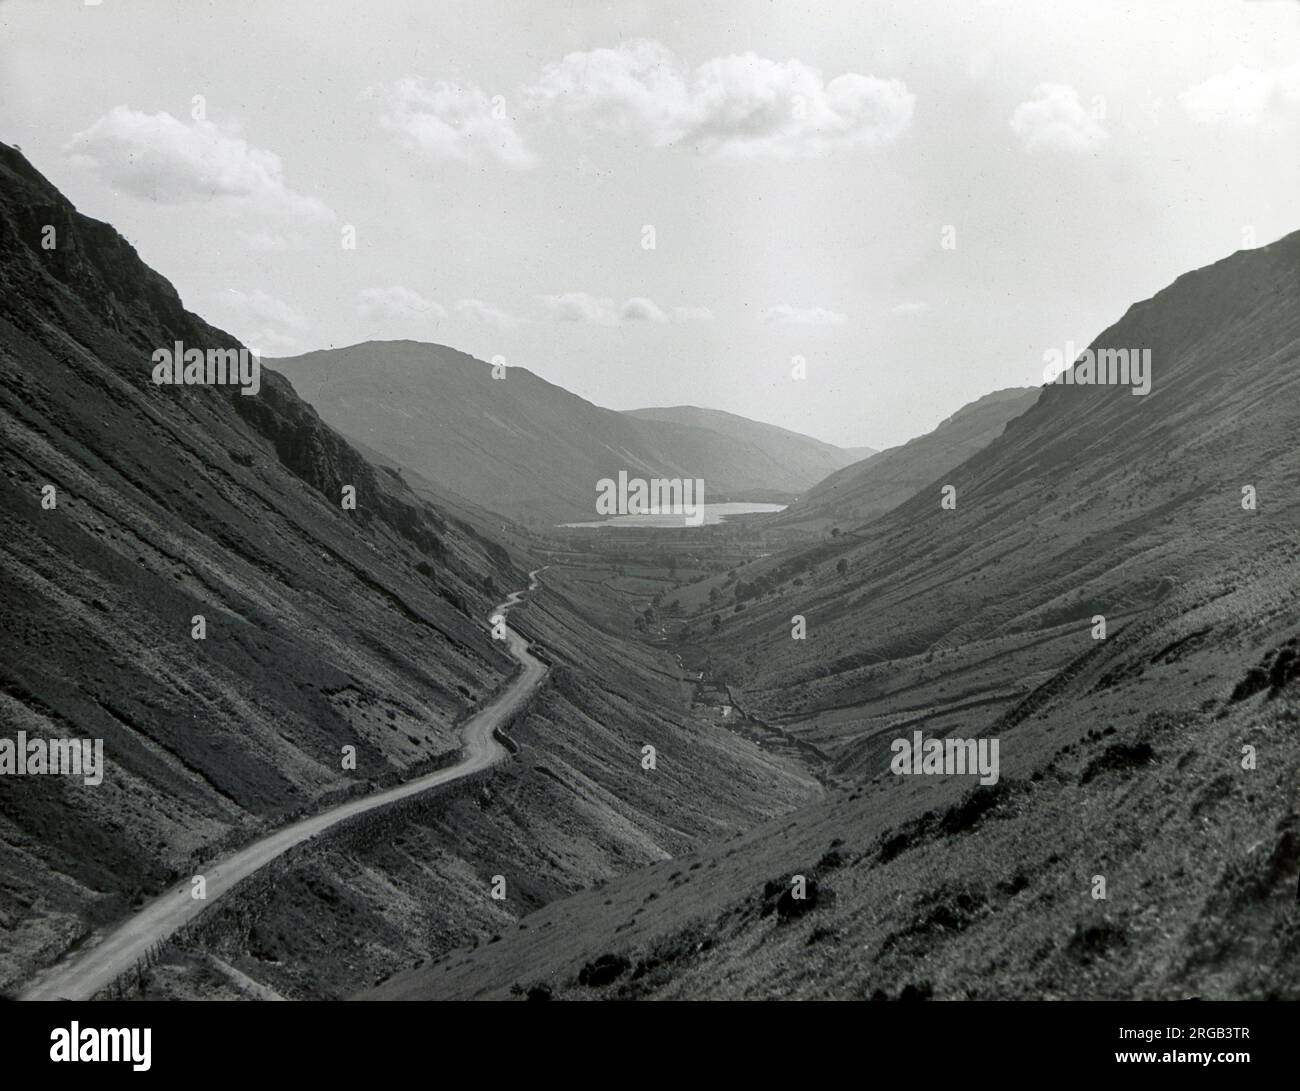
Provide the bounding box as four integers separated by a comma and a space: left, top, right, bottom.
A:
1, 0, 1298, 449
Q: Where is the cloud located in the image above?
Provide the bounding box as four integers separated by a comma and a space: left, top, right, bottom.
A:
1010, 84, 1108, 153
224, 288, 309, 330
762, 305, 847, 327
65, 107, 331, 217
241, 328, 301, 358
891, 301, 930, 315
370, 78, 536, 168
453, 298, 526, 327
357, 289, 531, 328
357, 286, 446, 321
210, 288, 309, 357
526, 39, 914, 158
1179, 62, 1300, 128
542, 292, 712, 325
621, 297, 669, 322
542, 292, 620, 325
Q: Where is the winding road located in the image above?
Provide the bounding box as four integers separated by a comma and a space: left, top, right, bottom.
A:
20, 568, 548, 1001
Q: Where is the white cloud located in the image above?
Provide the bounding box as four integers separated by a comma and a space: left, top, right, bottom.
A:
242, 328, 302, 358
65, 107, 331, 217
542, 292, 711, 325
223, 288, 309, 330
209, 288, 309, 357
1179, 62, 1300, 128
370, 78, 536, 168
762, 304, 847, 327
453, 298, 526, 327
357, 285, 446, 321
621, 296, 669, 322
1010, 84, 1108, 154
526, 39, 914, 158
542, 292, 620, 325
891, 301, 930, 315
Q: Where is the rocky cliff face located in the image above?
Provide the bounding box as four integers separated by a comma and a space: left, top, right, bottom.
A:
0, 144, 522, 989
0, 146, 819, 998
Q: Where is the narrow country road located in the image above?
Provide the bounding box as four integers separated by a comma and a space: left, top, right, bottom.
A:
20, 568, 549, 1001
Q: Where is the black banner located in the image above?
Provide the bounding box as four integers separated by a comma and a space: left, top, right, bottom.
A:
0, 1000, 1289, 1078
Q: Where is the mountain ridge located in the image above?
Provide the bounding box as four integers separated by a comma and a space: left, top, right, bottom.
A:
272, 341, 872, 525
0, 143, 526, 989
367, 226, 1300, 1001
772, 386, 1040, 531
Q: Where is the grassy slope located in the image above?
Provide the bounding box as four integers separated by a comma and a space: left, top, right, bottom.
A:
273, 343, 861, 525
689, 231, 1300, 773
0, 144, 523, 989
624, 405, 872, 486
772, 387, 1040, 532
367, 232, 1300, 999
0, 147, 823, 998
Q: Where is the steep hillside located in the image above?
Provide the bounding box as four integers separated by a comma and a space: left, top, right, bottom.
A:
367, 234, 1300, 1002
773, 387, 1039, 532
273, 344, 860, 525
368, 552, 1300, 1000
624, 405, 871, 493
145, 570, 818, 999
679, 231, 1300, 774
0, 144, 524, 990
0, 145, 820, 998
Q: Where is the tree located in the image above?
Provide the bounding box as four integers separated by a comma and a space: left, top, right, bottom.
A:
711, 614, 721, 632
836, 558, 848, 577
830, 527, 841, 538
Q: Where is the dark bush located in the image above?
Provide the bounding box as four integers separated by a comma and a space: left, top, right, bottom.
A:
577, 953, 631, 987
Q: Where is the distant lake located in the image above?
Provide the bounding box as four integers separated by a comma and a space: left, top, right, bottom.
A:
560, 502, 787, 529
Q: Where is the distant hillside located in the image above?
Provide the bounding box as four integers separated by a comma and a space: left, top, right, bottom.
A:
0, 143, 529, 990
367, 231, 1300, 1002
0, 144, 820, 998
624, 405, 871, 490
774, 387, 1039, 530
273, 344, 864, 525
695, 230, 1300, 756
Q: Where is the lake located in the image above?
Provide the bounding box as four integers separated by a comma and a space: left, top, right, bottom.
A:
560, 502, 787, 528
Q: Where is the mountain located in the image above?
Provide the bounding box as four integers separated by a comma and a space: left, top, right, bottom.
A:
772, 387, 1039, 531
682, 230, 1300, 758
0, 146, 819, 998
366, 231, 1300, 1000
623, 406, 872, 491
0, 144, 536, 989
840, 445, 879, 463
272, 344, 866, 525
